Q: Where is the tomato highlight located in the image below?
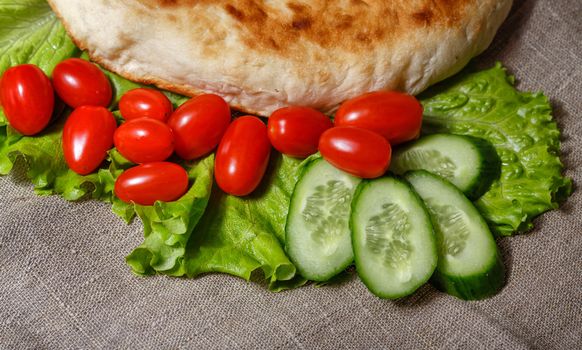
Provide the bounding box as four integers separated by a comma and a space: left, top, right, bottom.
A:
62, 106, 117, 175
0, 64, 54, 135
168, 94, 231, 160
215, 116, 271, 196
318, 126, 391, 178
114, 118, 174, 164
114, 162, 189, 206
52, 58, 112, 108
267, 106, 332, 158
119, 88, 173, 122
334, 91, 423, 145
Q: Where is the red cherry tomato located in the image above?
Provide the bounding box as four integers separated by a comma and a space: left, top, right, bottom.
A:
0, 64, 54, 135
215, 116, 271, 196
167, 94, 231, 160
62, 106, 117, 175
52, 58, 112, 108
334, 91, 423, 145
119, 88, 173, 122
114, 162, 189, 205
114, 118, 174, 164
319, 126, 391, 178
267, 106, 333, 158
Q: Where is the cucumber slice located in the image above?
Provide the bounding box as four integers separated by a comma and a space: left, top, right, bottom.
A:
405, 170, 505, 300
390, 134, 500, 200
351, 176, 437, 299
285, 158, 361, 281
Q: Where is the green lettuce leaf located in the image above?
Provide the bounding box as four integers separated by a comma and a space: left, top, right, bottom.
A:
0, 115, 103, 200
0, 0, 78, 74
0, 1, 302, 287
0, 3, 220, 282
419, 63, 573, 235
124, 150, 307, 290
0, 0, 96, 200
126, 154, 214, 276
183, 152, 307, 291
0, 0, 573, 291
0, 0, 78, 125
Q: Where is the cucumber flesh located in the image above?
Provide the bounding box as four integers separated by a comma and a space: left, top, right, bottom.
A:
351, 176, 437, 299
390, 134, 500, 200
405, 170, 505, 300
285, 158, 361, 281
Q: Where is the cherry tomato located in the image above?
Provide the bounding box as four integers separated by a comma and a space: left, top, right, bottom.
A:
114, 118, 174, 164
52, 58, 112, 108
167, 94, 231, 160
267, 106, 332, 158
0, 64, 54, 135
62, 106, 117, 175
215, 116, 271, 196
114, 162, 189, 205
334, 91, 423, 145
119, 88, 173, 122
319, 126, 391, 178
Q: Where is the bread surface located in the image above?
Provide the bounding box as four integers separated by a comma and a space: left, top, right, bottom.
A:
48, 0, 513, 115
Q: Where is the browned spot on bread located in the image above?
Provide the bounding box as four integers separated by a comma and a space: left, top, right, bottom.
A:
287, 2, 308, 13
47, 0, 509, 117
412, 8, 434, 25
123, 0, 471, 55
292, 17, 312, 30
225, 4, 245, 20
334, 14, 353, 30
356, 32, 370, 43
224, 2, 268, 23
118, 32, 137, 48
267, 37, 280, 50
138, 0, 180, 8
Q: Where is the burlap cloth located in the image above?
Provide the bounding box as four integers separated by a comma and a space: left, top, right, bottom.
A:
1, 0, 580, 349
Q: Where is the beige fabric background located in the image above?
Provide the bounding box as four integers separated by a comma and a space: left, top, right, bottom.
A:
1, 0, 581, 349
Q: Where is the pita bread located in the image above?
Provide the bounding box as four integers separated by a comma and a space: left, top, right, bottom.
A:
47, 0, 512, 116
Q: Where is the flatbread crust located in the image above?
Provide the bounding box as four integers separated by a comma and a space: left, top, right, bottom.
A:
47, 0, 512, 116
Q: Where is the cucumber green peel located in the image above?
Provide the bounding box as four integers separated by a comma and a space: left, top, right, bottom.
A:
286, 158, 361, 281
0, 0, 572, 291
351, 176, 438, 299
420, 64, 572, 235
391, 134, 500, 200
0, 0, 303, 291
406, 170, 505, 300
